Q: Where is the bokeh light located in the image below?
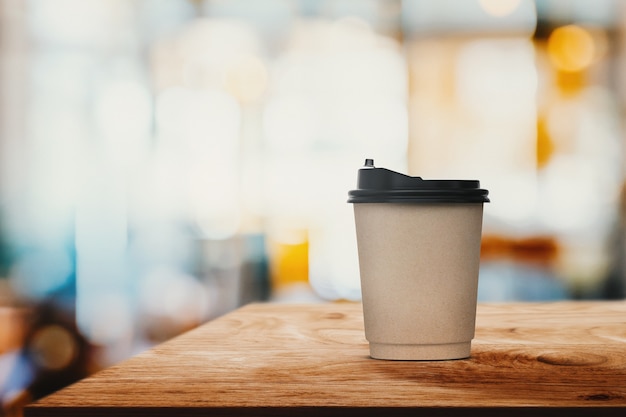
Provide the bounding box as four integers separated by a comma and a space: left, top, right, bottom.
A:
223, 54, 268, 103
547, 25, 595, 72
29, 325, 77, 371
479, 0, 523, 18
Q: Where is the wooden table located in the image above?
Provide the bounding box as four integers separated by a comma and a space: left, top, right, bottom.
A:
26, 302, 626, 416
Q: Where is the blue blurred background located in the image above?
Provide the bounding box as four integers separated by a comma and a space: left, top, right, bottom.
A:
1, 0, 625, 414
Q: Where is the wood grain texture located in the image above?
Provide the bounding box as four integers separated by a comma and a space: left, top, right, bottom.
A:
26, 301, 626, 416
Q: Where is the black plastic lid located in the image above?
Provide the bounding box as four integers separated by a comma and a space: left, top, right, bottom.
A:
347, 159, 489, 204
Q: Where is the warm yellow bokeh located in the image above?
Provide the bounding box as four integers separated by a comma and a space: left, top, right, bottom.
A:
547, 25, 595, 72
269, 229, 309, 290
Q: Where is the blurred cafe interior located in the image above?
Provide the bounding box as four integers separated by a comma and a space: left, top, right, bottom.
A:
1, 0, 626, 414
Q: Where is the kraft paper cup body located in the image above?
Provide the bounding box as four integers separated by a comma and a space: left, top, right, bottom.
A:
354, 202, 484, 360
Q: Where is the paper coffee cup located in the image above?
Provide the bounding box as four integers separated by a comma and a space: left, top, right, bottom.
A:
348, 159, 489, 360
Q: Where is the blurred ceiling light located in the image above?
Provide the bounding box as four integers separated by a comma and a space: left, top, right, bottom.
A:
223, 54, 268, 104
479, 0, 522, 17
547, 25, 595, 72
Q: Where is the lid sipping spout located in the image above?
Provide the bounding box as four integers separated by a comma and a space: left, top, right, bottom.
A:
356, 159, 423, 190
348, 159, 490, 204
